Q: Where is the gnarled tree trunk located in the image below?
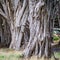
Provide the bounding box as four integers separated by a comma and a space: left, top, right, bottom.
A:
22, 0, 51, 58
0, 0, 53, 58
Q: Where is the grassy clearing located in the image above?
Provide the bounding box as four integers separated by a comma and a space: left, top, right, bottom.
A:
0, 48, 60, 60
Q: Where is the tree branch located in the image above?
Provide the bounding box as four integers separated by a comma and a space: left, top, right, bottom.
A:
15, 0, 27, 27
0, 8, 8, 20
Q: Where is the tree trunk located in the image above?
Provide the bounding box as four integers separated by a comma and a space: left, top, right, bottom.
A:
10, 5, 28, 50
22, 0, 51, 58
0, 0, 52, 58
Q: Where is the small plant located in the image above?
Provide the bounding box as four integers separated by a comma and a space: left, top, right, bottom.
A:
53, 36, 60, 41
19, 54, 24, 58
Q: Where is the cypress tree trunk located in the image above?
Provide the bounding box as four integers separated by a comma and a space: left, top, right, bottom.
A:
0, 0, 53, 58
22, 0, 51, 58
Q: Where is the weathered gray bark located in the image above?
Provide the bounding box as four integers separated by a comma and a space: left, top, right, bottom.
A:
0, 0, 53, 58
22, 0, 51, 58
0, 0, 28, 50
0, 17, 11, 47
9, 0, 29, 50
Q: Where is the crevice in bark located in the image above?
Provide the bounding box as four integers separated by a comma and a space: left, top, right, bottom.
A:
22, 0, 52, 58
0, 0, 58, 59
0, 17, 11, 48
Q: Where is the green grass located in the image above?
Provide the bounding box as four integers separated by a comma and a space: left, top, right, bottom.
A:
0, 48, 23, 60
0, 55, 6, 60
0, 54, 23, 60
0, 48, 60, 60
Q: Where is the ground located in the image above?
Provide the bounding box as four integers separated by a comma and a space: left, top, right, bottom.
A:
0, 48, 60, 60
0, 48, 23, 60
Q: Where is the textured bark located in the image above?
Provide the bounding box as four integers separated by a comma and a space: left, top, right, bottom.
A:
1, 0, 59, 58
0, 0, 28, 50
9, 0, 29, 50
22, 0, 51, 58
0, 17, 11, 47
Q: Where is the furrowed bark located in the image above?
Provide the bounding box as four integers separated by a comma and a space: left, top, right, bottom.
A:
23, 0, 51, 58
10, 6, 28, 50
0, 0, 55, 59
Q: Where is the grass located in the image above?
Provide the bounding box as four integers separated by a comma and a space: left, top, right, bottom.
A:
0, 48, 23, 60
0, 54, 21, 60
54, 52, 60, 58
0, 48, 60, 60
